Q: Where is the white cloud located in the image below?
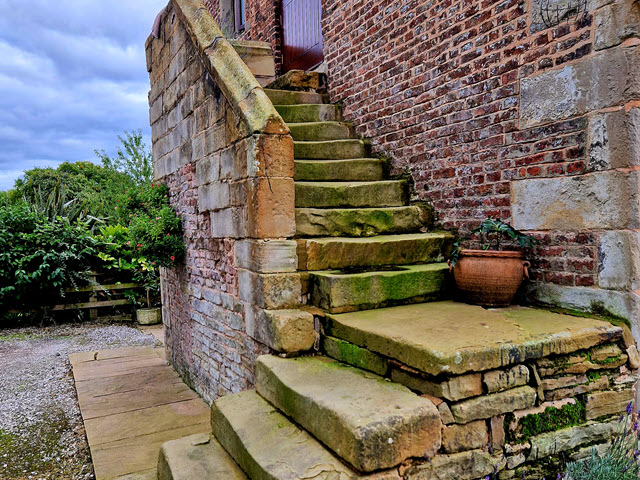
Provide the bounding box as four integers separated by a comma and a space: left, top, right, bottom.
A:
0, 0, 168, 190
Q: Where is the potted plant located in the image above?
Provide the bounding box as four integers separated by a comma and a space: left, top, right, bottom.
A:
448, 218, 536, 307
130, 263, 162, 325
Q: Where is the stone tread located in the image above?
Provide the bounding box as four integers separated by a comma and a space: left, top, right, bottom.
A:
157, 433, 247, 480
275, 104, 341, 123
294, 139, 367, 160
310, 263, 449, 312
294, 159, 386, 182
297, 232, 453, 270
264, 88, 327, 105
323, 301, 623, 376
211, 390, 360, 480
255, 355, 441, 472
295, 205, 432, 237
295, 180, 407, 208
288, 121, 353, 141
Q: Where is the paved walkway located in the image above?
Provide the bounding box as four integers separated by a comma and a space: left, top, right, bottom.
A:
70, 329, 210, 480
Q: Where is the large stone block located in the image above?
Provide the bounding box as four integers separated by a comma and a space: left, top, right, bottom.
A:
405, 449, 505, 480
451, 386, 537, 424
391, 369, 483, 402
483, 365, 530, 393
595, 0, 640, 51
234, 239, 298, 273
520, 46, 640, 127
245, 307, 315, 353
597, 230, 640, 290
441, 420, 488, 454
245, 177, 296, 239
511, 171, 640, 231
585, 388, 634, 420
242, 133, 295, 178
195, 155, 220, 186
210, 207, 246, 238
527, 419, 618, 460
589, 108, 640, 171
322, 336, 389, 376
198, 182, 230, 212
238, 270, 301, 309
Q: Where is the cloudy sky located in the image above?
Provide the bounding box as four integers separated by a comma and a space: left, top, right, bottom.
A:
0, 0, 168, 190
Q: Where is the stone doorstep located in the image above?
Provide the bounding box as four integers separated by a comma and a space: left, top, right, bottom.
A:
323, 301, 623, 376
254, 355, 442, 472
309, 263, 449, 312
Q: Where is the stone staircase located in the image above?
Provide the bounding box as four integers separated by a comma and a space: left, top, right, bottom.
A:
157, 71, 634, 480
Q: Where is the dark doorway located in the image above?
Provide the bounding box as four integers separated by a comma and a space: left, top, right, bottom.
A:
281, 0, 324, 72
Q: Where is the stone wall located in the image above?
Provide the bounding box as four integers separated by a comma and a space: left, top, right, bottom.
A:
146, 0, 313, 402
319, 0, 640, 332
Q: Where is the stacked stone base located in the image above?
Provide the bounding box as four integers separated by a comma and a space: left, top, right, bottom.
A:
322, 319, 639, 479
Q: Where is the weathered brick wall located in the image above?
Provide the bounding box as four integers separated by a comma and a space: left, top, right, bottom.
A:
146, 1, 312, 402
320, 0, 640, 327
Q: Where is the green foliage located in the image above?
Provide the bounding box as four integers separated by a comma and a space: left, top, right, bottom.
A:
115, 183, 184, 268
95, 130, 153, 185
12, 161, 134, 219
506, 401, 586, 444
450, 217, 537, 266
0, 204, 98, 315
565, 403, 640, 480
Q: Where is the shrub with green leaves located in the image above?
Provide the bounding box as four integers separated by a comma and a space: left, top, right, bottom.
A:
0, 205, 98, 315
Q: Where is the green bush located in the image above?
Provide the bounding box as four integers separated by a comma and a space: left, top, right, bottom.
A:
0, 205, 98, 314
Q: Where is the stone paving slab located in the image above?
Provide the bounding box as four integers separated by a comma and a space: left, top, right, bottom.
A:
71, 345, 210, 480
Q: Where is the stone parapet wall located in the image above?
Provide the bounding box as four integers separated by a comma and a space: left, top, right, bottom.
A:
146, 0, 312, 402
322, 319, 640, 479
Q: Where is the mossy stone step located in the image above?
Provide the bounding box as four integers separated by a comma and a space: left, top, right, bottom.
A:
211, 390, 359, 480
323, 301, 623, 376
275, 104, 341, 123
266, 70, 326, 93
295, 205, 432, 237
255, 355, 441, 472
294, 158, 385, 182
310, 263, 450, 312
264, 88, 327, 105
297, 232, 453, 270
295, 180, 407, 208
288, 122, 353, 141
158, 433, 247, 480
294, 139, 368, 159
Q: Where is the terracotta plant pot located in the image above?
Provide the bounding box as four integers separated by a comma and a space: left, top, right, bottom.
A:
450, 249, 530, 307
136, 307, 162, 325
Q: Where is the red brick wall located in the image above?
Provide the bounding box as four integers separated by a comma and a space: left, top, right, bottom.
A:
203, 0, 283, 72
321, 0, 598, 289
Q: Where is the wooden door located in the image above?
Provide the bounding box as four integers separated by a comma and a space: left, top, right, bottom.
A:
281, 0, 324, 72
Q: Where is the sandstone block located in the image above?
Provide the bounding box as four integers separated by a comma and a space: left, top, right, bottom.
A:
295, 180, 406, 209
238, 270, 301, 309
322, 336, 389, 376
540, 374, 588, 392
210, 207, 246, 238
490, 415, 506, 449
234, 239, 298, 273
255, 355, 442, 472
405, 450, 506, 480
627, 345, 640, 370
451, 386, 537, 424
594, 1, 640, 51
527, 419, 618, 460
597, 230, 640, 290
441, 420, 488, 454
512, 171, 640, 231
438, 402, 455, 425
294, 139, 366, 160
391, 370, 482, 402
585, 388, 634, 420
545, 377, 610, 402
195, 155, 220, 186
245, 308, 315, 353
245, 177, 296, 239
198, 182, 229, 212
484, 365, 530, 394
589, 108, 640, 171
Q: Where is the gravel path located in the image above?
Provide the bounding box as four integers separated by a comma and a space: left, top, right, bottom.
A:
0, 322, 161, 480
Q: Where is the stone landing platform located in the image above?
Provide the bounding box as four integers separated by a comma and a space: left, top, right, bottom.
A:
70, 344, 209, 480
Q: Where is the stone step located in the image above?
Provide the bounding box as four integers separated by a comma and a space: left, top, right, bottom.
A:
294, 139, 368, 160
275, 104, 341, 123
288, 122, 353, 141
211, 390, 360, 480
255, 355, 441, 472
297, 232, 453, 270
295, 205, 433, 237
310, 263, 450, 312
158, 433, 247, 480
294, 158, 385, 182
265, 88, 327, 105
266, 70, 327, 93
322, 301, 623, 377
295, 181, 407, 208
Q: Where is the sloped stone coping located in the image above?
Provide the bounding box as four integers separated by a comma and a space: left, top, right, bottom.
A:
324, 301, 623, 376
170, 0, 288, 136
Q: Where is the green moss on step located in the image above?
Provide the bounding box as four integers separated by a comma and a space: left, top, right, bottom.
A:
536, 304, 630, 328
505, 400, 586, 444
322, 336, 388, 376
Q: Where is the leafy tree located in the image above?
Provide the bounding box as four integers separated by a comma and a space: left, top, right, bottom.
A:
95, 130, 153, 185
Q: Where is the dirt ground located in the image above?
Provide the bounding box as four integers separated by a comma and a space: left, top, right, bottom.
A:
0, 321, 160, 480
